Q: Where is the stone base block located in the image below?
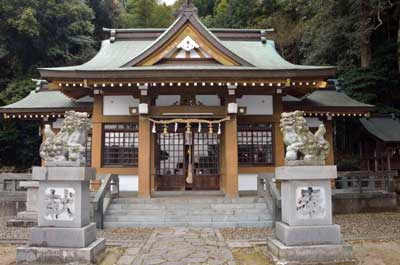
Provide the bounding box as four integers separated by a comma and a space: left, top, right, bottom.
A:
29, 223, 96, 248
17, 211, 38, 220
38, 180, 90, 228
33, 167, 96, 181
267, 237, 355, 265
276, 222, 341, 246
16, 238, 105, 264
7, 219, 37, 228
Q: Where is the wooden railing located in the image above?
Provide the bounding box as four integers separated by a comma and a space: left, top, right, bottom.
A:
335, 171, 398, 193
92, 174, 119, 229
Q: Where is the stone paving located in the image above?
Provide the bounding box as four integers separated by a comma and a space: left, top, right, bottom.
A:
117, 227, 236, 265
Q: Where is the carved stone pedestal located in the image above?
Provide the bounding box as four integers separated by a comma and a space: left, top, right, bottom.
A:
267, 166, 355, 265
16, 167, 105, 264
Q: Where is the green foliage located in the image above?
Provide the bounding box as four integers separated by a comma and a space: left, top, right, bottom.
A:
0, 0, 96, 170
0, 120, 41, 171
120, 0, 173, 28
207, 0, 258, 28
88, 0, 124, 39
0, 0, 95, 82
0, 78, 35, 106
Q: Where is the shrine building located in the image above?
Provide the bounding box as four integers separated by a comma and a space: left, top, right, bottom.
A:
0, 3, 373, 198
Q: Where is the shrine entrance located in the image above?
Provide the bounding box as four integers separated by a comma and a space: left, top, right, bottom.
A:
155, 124, 220, 191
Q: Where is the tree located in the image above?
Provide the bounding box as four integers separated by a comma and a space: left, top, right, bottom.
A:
88, 0, 125, 40
0, 0, 95, 85
120, 0, 173, 28
0, 0, 96, 171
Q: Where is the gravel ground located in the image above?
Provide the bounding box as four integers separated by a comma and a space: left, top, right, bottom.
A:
220, 211, 400, 241
0, 217, 29, 240
3, 211, 399, 242
0, 216, 154, 242
334, 212, 400, 240
348, 239, 400, 265
98, 227, 154, 241
220, 227, 273, 241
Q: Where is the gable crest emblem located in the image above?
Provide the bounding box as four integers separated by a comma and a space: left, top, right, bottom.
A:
177, 36, 199, 52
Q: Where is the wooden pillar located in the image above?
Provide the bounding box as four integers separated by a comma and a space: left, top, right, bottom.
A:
91, 95, 103, 170
138, 115, 151, 198
273, 94, 285, 167
325, 119, 335, 165
224, 116, 238, 198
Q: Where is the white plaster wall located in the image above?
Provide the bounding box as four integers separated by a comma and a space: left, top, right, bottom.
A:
306, 117, 323, 128
237, 95, 273, 115
103, 95, 139, 116
239, 174, 258, 191
119, 175, 138, 191
156, 95, 180, 106
196, 95, 220, 106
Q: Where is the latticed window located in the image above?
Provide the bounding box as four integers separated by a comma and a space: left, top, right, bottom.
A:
102, 124, 139, 167
238, 124, 274, 166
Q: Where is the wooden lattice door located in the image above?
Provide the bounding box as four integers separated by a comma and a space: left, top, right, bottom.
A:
155, 126, 220, 191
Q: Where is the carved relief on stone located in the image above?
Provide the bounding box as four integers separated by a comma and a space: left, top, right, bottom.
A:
44, 188, 75, 221
280, 111, 330, 165
39, 111, 90, 167
296, 186, 326, 219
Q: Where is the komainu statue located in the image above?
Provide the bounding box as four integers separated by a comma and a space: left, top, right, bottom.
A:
40, 111, 90, 167
280, 111, 330, 165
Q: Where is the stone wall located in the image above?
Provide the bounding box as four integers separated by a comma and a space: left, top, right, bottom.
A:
333, 192, 398, 214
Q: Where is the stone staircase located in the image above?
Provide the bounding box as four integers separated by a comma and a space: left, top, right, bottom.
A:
104, 196, 273, 228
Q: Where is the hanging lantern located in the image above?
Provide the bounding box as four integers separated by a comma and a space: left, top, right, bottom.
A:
163, 124, 168, 135
208, 123, 213, 134
152, 123, 156, 134
174, 122, 178, 132
186, 123, 191, 133
217, 123, 221, 135
198, 123, 202, 133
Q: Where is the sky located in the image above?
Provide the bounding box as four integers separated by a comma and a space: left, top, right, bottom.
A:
161, 0, 177, 5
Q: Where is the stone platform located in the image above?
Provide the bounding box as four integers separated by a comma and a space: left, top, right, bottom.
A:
267, 237, 356, 265
104, 196, 273, 228
16, 238, 105, 264
29, 223, 96, 248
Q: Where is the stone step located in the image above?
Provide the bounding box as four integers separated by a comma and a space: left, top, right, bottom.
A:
104, 220, 273, 228
104, 213, 271, 222
106, 208, 269, 215
112, 197, 266, 204
104, 196, 273, 228
108, 202, 268, 210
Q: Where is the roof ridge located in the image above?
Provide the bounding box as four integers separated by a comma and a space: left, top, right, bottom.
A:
120, 11, 254, 67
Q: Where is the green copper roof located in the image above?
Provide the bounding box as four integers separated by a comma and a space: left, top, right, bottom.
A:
360, 117, 400, 142
0, 90, 91, 113
302, 90, 373, 108
40, 39, 334, 72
